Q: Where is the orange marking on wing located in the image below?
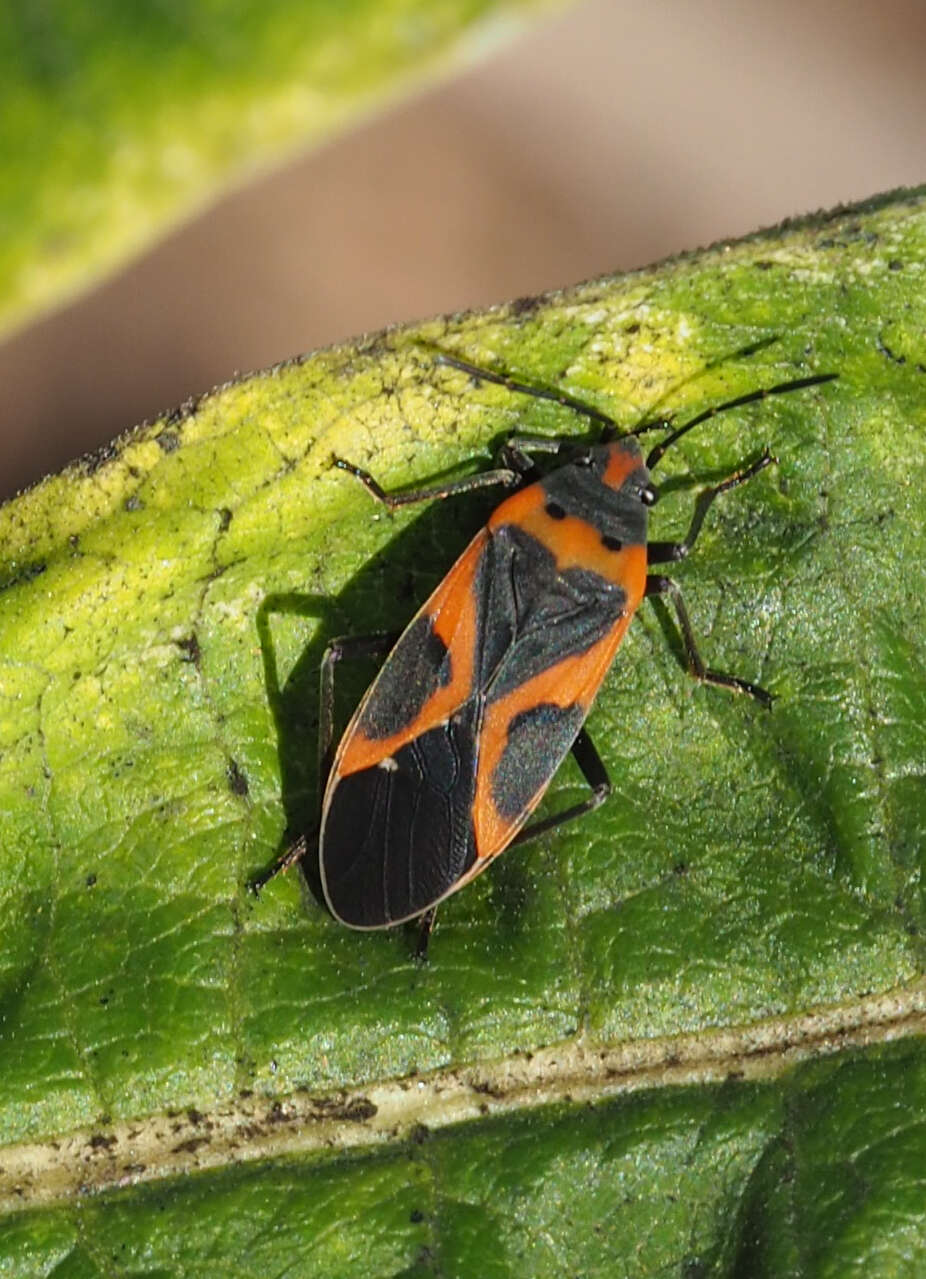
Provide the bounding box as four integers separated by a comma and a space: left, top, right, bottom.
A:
335, 529, 486, 777
472, 611, 635, 860
487, 480, 547, 531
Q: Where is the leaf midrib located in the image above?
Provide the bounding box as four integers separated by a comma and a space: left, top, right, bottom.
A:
4, 979, 923, 1214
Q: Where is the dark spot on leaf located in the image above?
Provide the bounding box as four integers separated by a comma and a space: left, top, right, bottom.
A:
176, 633, 201, 666
124, 494, 144, 512
472, 1079, 504, 1098
410, 1209, 425, 1224
510, 293, 542, 316
88, 1133, 116, 1152
227, 759, 249, 797
82, 442, 117, 474
217, 507, 233, 532
876, 333, 905, 364
0, 561, 46, 593
85, 873, 97, 888
340, 1098, 377, 1122
173, 1137, 210, 1155
889, 259, 903, 270
157, 430, 180, 454
166, 395, 201, 426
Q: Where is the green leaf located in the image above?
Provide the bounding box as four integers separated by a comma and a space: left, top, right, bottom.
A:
0, 0, 563, 338
1, 187, 924, 1273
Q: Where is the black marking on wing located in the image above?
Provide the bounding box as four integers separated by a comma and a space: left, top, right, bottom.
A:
322, 705, 479, 926
491, 702, 586, 822
481, 525, 625, 703
357, 614, 452, 740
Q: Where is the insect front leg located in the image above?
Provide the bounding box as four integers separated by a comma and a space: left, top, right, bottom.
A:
331, 455, 524, 509
248, 630, 399, 895
646, 449, 776, 566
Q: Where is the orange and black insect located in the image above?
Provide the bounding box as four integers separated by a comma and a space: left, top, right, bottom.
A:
254, 355, 835, 953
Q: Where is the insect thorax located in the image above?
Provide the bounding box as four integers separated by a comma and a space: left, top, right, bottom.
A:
541, 442, 650, 549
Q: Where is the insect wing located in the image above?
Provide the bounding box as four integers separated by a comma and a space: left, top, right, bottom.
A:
320, 466, 647, 928
319, 529, 489, 928
468, 520, 639, 862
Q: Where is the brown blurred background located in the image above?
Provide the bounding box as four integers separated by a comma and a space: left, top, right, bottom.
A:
2, 0, 925, 500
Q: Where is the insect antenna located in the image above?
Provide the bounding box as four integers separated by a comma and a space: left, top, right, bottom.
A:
436, 354, 620, 437
645, 373, 838, 471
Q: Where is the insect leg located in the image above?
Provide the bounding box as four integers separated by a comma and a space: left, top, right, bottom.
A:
645, 575, 773, 708
248, 631, 399, 895
646, 449, 776, 565
247, 832, 311, 895
333, 422, 568, 510
318, 632, 401, 781
413, 907, 437, 963
332, 456, 522, 509
411, 728, 610, 959
508, 727, 612, 849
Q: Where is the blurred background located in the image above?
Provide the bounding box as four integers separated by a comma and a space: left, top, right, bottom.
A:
2, 0, 925, 500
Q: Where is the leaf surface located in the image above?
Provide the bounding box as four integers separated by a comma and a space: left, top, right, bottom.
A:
0, 188, 924, 1273
0, 0, 562, 336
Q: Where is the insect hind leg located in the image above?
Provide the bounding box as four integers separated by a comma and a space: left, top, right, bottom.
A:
248, 833, 311, 896
508, 727, 612, 850
412, 728, 611, 962
248, 630, 400, 897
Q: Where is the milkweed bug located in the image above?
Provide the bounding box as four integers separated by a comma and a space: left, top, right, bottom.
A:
253, 354, 836, 955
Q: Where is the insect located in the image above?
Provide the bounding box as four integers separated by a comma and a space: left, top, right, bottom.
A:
254, 354, 835, 954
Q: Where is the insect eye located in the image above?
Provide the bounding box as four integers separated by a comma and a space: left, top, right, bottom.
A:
640, 484, 659, 507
